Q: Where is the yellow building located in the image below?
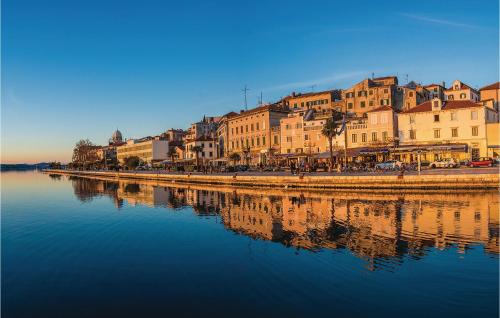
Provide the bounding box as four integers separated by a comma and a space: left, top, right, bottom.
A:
345, 105, 397, 162
479, 82, 500, 110
396, 98, 499, 162
227, 103, 289, 165
116, 138, 169, 164
486, 123, 499, 158
444, 80, 480, 102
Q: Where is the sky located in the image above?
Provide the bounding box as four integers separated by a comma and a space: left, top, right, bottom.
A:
2, 0, 499, 163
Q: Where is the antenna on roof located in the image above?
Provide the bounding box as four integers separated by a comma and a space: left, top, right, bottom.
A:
371, 72, 374, 79
259, 91, 263, 106
310, 84, 316, 92
242, 85, 250, 110
406, 74, 409, 84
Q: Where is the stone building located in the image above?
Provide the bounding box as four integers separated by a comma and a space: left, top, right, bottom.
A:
444, 80, 480, 102
479, 82, 500, 110
396, 98, 499, 162
226, 103, 289, 165
282, 89, 341, 112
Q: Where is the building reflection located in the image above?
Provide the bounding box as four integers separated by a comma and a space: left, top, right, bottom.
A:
68, 176, 499, 270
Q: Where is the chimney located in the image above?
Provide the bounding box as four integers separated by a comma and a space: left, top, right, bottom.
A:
240, 110, 245, 114
292, 91, 296, 97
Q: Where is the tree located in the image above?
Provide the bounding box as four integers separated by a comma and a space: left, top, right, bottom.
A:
229, 152, 241, 166
168, 147, 177, 164
321, 111, 344, 170
124, 156, 140, 170
191, 146, 203, 168
72, 139, 99, 168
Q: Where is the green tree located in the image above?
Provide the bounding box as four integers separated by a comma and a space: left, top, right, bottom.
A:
72, 139, 98, 169
229, 152, 241, 166
168, 148, 177, 163
124, 156, 140, 170
321, 111, 344, 169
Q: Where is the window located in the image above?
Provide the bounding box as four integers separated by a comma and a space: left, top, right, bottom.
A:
369, 101, 374, 107
273, 135, 278, 145
251, 124, 254, 131
348, 102, 353, 109
409, 129, 416, 140
209, 143, 213, 148
304, 134, 309, 141
382, 131, 388, 141
384, 89, 388, 94
251, 138, 254, 146
460, 93, 466, 99
471, 111, 478, 120
351, 134, 357, 143
409, 92, 414, 97
236, 127, 239, 134
410, 115, 415, 124
433, 100, 439, 108
448, 95, 454, 100
360, 101, 366, 108
361, 133, 367, 142
370, 115, 378, 125
371, 132, 377, 141
472, 126, 479, 136
209, 152, 213, 157
293, 103, 297, 109
451, 128, 458, 137
256, 137, 260, 146
450, 112, 457, 121
380, 113, 388, 124
369, 90, 373, 95
256, 123, 259, 130
434, 129, 440, 138
434, 114, 440, 122
231, 141, 234, 149
295, 123, 302, 129
262, 136, 265, 145
246, 125, 248, 132
286, 136, 292, 142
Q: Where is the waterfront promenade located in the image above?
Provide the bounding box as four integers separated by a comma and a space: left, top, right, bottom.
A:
45, 168, 499, 190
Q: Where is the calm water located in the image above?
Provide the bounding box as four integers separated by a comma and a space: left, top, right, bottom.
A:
2, 171, 499, 318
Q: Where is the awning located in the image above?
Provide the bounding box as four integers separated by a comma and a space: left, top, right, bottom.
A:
395, 143, 468, 152
488, 145, 500, 149
314, 151, 340, 159
359, 147, 390, 155
210, 158, 229, 162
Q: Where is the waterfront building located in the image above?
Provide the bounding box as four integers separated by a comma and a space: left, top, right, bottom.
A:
215, 111, 238, 159
116, 137, 169, 165
162, 128, 186, 142
444, 80, 480, 102
226, 103, 289, 165
185, 116, 221, 142
486, 123, 499, 158
479, 82, 500, 110
345, 105, 397, 162
184, 136, 217, 164
341, 76, 403, 117
401, 81, 430, 111
396, 97, 499, 162
279, 109, 343, 162
282, 90, 341, 112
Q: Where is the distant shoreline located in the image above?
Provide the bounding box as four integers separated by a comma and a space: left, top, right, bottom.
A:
43, 169, 499, 190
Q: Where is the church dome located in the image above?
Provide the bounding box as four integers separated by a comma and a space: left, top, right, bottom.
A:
111, 129, 123, 143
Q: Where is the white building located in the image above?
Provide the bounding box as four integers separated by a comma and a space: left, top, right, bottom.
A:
117, 138, 169, 164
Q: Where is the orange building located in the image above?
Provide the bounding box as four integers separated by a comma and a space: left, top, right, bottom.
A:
282, 90, 341, 112
444, 80, 480, 102
226, 103, 289, 165
479, 82, 500, 110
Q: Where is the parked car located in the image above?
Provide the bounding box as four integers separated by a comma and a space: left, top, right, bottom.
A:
429, 158, 459, 169
375, 160, 402, 171
468, 157, 495, 167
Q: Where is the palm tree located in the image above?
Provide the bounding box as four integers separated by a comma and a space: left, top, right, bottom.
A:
229, 152, 241, 166
321, 111, 344, 170
191, 145, 203, 169
168, 148, 177, 164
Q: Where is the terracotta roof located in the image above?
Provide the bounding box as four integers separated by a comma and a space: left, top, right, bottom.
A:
479, 82, 500, 91
230, 103, 289, 119
401, 100, 482, 114
445, 81, 478, 93
367, 105, 393, 113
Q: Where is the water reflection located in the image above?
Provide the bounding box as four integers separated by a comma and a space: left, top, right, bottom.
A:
67, 175, 499, 270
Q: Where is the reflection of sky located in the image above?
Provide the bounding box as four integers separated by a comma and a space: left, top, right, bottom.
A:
2, 0, 499, 163
2, 171, 499, 318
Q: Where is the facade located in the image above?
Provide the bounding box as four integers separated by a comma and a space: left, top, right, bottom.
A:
486, 123, 499, 158
345, 105, 397, 162
444, 80, 480, 102
184, 136, 217, 164
282, 90, 341, 112
215, 112, 237, 159
163, 128, 186, 142
425, 83, 446, 100
401, 81, 430, 111
116, 138, 169, 164
397, 98, 499, 162
479, 82, 500, 110
341, 76, 403, 117
185, 116, 220, 143
226, 104, 289, 164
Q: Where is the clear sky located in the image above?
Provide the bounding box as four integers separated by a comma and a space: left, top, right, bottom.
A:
2, 0, 498, 163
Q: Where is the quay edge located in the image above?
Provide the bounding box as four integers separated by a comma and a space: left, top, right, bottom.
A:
43, 169, 500, 190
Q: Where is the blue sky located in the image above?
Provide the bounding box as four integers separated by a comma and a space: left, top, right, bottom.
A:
2, 0, 498, 163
